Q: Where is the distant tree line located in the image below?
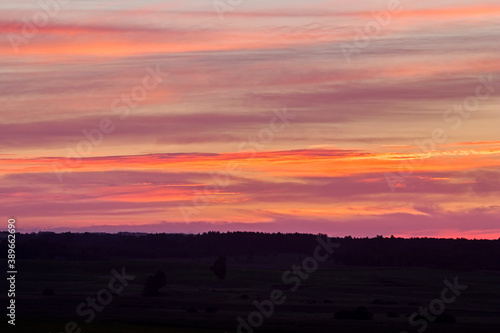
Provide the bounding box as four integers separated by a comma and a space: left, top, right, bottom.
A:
5, 231, 500, 270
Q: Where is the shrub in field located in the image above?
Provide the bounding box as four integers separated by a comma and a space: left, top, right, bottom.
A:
387, 311, 399, 318
210, 256, 227, 280
436, 312, 457, 323
205, 306, 218, 313
142, 270, 167, 296
42, 289, 55, 296
335, 306, 373, 320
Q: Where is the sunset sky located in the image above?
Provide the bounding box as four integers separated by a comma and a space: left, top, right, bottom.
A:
1, 0, 499, 238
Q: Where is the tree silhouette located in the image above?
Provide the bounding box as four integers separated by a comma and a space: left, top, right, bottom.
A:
210, 256, 227, 280
143, 270, 166, 296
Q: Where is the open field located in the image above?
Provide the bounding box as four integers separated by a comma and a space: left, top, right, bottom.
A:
15, 259, 500, 333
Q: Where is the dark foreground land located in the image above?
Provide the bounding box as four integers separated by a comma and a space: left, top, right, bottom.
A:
5, 232, 500, 332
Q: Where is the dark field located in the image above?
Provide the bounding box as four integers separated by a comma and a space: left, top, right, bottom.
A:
16, 258, 500, 333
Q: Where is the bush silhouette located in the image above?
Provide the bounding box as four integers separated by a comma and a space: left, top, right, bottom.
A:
436, 312, 457, 323
335, 310, 353, 319
42, 289, 55, 296
353, 306, 373, 320
210, 256, 227, 280
387, 311, 399, 318
335, 307, 373, 320
142, 270, 167, 296
205, 306, 218, 313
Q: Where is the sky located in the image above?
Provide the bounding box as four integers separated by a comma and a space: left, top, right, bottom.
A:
1, 0, 499, 238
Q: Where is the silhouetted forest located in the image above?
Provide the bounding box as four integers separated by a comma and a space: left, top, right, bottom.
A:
6, 231, 500, 270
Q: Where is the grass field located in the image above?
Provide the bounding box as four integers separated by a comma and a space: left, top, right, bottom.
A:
14, 259, 500, 333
